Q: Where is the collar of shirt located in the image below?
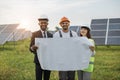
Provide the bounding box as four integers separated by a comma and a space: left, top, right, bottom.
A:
40, 30, 47, 37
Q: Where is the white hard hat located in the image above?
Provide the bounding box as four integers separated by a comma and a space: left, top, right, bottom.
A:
38, 14, 49, 21
81, 25, 91, 31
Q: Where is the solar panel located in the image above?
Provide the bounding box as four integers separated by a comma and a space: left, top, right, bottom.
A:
109, 24, 120, 29
7, 28, 32, 42
69, 26, 80, 35
8, 29, 26, 41
91, 31, 106, 36
22, 30, 32, 39
69, 26, 79, 32
91, 24, 107, 30
90, 19, 108, 45
109, 18, 120, 23
108, 31, 120, 36
0, 25, 5, 31
107, 18, 120, 45
91, 19, 108, 24
107, 38, 120, 45
90, 18, 120, 46
0, 24, 19, 45
0, 25, 7, 33
92, 38, 106, 45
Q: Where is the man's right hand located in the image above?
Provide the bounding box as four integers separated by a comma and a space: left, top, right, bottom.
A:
31, 45, 38, 51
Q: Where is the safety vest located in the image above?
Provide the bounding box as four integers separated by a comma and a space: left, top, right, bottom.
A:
83, 39, 95, 72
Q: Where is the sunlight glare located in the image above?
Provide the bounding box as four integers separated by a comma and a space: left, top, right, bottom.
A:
18, 20, 30, 30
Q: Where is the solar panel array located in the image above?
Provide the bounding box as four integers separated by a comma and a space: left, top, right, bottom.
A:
69, 26, 80, 35
69, 18, 120, 46
90, 18, 120, 45
107, 18, 120, 45
8, 29, 26, 41
0, 24, 18, 45
0, 24, 32, 45
0, 25, 7, 33
22, 30, 32, 39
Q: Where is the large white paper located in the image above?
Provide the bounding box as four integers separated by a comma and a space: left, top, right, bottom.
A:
35, 37, 93, 71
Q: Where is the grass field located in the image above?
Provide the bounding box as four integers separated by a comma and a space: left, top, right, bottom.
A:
0, 38, 120, 80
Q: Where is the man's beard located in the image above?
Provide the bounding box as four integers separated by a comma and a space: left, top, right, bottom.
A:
63, 26, 68, 30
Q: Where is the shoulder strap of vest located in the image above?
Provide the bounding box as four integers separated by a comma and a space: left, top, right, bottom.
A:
59, 30, 62, 37
59, 30, 73, 37
70, 30, 73, 37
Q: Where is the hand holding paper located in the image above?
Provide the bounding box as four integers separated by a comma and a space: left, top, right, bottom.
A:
35, 37, 92, 71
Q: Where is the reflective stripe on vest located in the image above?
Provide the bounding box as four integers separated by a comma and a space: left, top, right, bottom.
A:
89, 57, 94, 64
83, 56, 95, 72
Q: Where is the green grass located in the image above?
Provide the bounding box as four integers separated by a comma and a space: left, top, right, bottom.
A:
92, 46, 120, 80
0, 39, 120, 80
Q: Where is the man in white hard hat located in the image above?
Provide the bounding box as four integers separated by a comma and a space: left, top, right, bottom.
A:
29, 15, 53, 80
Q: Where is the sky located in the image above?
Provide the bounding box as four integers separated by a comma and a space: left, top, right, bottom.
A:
0, 0, 120, 32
